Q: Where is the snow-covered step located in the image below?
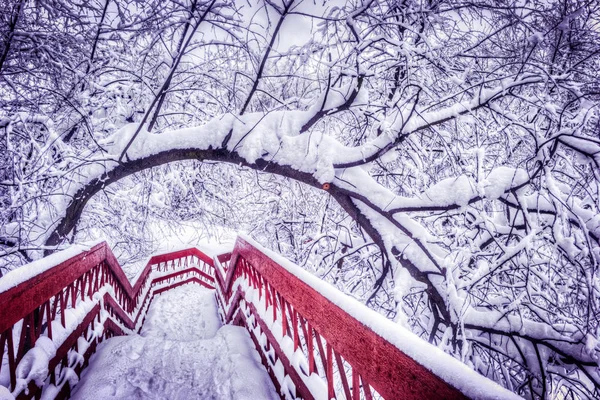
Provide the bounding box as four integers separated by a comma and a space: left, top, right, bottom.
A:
71, 284, 278, 399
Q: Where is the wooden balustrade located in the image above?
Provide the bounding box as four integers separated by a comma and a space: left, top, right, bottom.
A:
0, 238, 509, 400
214, 237, 466, 400
0, 243, 214, 399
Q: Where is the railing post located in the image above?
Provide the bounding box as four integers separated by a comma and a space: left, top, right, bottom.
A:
17, 312, 36, 364
7, 327, 16, 391
352, 368, 359, 400
327, 343, 334, 399
280, 294, 287, 337
307, 321, 315, 375
293, 308, 299, 351
46, 301, 53, 340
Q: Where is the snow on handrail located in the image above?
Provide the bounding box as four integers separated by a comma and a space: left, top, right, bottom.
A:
214, 236, 520, 400
0, 242, 215, 399
0, 238, 519, 400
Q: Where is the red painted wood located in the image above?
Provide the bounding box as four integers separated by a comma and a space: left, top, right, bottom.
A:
1, 242, 221, 399
364, 377, 374, 400
149, 248, 213, 268
352, 368, 359, 400
326, 343, 334, 399
153, 276, 213, 295
229, 238, 467, 400
293, 308, 299, 351
46, 301, 53, 340
280, 295, 288, 337
335, 350, 352, 400
314, 330, 328, 377
233, 309, 285, 400
153, 267, 214, 285
307, 322, 315, 375
217, 253, 231, 264
7, 327, 16, 389
224, 288, 243, 323
245, 301, 315, 400
2, 237, 473, 400
0, 243, 106, 333
48, 304, 101, 372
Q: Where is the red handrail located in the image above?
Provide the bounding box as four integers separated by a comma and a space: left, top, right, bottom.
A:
0, 238, 514, 400
213, 237, 471, 400
0, 242, 215, 399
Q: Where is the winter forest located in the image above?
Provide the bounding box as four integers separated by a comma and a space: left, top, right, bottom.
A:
0, 0, 599, 398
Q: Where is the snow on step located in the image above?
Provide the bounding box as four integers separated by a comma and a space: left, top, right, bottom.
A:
71, 284, 278, 400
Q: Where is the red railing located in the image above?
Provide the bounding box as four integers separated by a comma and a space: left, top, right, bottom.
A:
214, 238, 471, 400
0, 242, 215, 399
0, 237, 511, 400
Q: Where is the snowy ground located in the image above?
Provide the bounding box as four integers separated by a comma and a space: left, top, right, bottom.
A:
71, 285, 278, 400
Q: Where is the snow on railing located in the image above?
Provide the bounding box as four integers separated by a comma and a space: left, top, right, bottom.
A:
0, 242, 214, 399
214, 236, 520, 400
0, 238, 518, 400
